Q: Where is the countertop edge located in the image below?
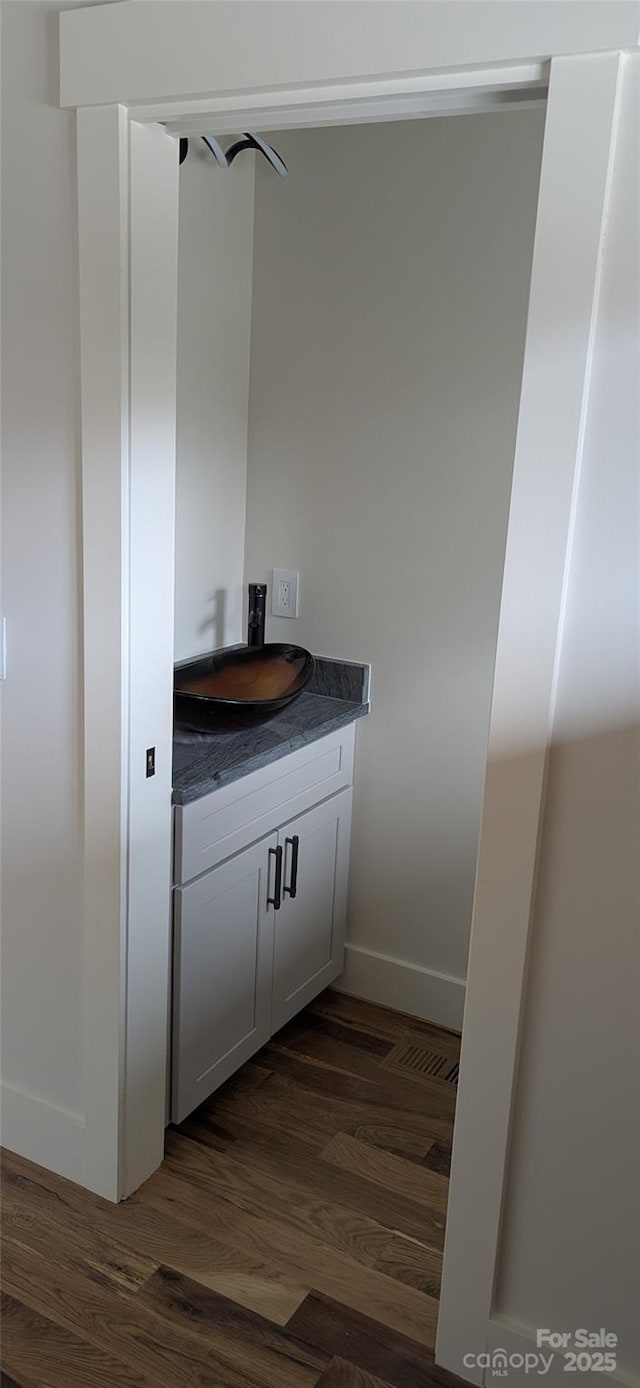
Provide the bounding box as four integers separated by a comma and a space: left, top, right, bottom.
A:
172, 700, 369, 807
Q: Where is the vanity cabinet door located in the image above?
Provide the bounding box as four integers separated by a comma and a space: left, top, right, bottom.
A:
272, 788, 353, 1033
172, 833, 277, 1123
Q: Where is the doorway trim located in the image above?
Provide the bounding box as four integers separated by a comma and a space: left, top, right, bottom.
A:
64, 0, 636, 1372
436, 49, 624, 1379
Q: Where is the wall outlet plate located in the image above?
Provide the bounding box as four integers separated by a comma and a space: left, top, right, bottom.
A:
272, 569, 300, 618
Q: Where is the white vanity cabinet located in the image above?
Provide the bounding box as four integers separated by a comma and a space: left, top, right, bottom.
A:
171, 723, 355, 1123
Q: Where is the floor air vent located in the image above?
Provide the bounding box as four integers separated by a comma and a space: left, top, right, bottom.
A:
382, 1039, 459, 1086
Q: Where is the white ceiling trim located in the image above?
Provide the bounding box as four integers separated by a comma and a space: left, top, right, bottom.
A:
59, 1, 640, 112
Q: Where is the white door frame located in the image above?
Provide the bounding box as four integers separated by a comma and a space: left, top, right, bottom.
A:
436, 49, 625, 1379
76, 109, 179, 1200
64, 0, 638, 1372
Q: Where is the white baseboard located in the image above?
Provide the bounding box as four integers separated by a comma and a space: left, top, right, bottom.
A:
335, 942, 466, 1031
0, 1081, 85, 1185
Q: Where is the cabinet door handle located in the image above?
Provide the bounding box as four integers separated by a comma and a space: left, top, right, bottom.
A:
268, 845, 283, 910
284, 835, 300, 899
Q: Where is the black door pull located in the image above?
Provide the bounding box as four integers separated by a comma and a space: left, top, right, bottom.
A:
284, 835, 300, 899
268, 845, 283, 909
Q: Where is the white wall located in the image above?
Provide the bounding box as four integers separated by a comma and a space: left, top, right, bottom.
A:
495, 54, 640, 1375
174, 145, 254, 660
0, 1, 88, 1161
244, 113, 544, 1025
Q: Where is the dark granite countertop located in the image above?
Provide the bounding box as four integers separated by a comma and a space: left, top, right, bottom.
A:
172, 655, 370, 806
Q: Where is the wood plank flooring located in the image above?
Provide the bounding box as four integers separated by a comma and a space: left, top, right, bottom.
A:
1, 990, 464, 1388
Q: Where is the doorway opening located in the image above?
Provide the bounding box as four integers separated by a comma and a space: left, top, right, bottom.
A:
166, 101, 547, 1366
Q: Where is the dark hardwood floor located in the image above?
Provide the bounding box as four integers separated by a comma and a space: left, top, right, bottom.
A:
1, 990, 464, 1388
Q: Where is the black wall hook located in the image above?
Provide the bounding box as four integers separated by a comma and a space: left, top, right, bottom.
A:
225, 133, 288, 177
179, 132, 287, 177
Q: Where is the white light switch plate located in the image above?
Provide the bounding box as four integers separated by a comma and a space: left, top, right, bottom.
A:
272, 569, 299, 618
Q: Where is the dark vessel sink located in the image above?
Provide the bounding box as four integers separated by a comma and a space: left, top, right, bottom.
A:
174, 643, 314, 727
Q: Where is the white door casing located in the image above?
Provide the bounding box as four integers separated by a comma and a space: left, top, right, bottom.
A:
64, 2, 638, 1374
436, 49, 625, 1378
77, 111, 179, 1200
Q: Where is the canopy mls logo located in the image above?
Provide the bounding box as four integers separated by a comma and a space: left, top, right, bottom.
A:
462, 1350, 555, 1377
463, 1329, 618, 1377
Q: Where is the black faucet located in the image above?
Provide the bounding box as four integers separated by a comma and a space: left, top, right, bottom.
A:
247, 583, 267, 647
